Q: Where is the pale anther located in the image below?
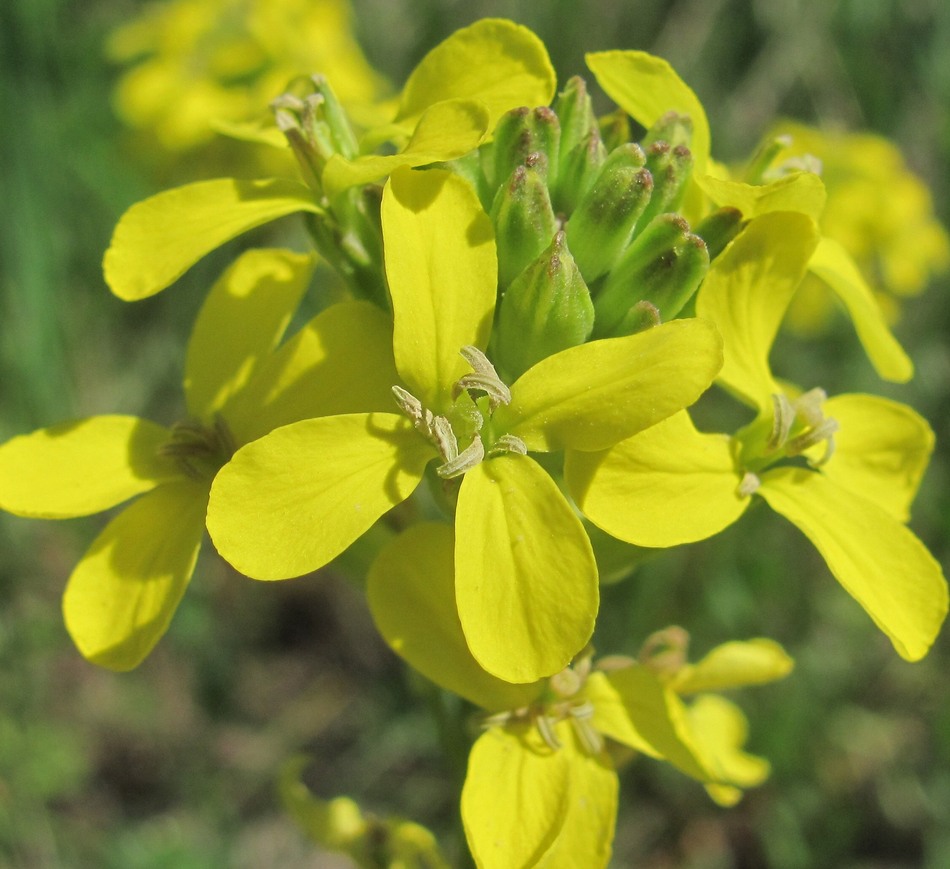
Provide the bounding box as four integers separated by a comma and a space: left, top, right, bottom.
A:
570, 714, 605, 756
549, 667, 582, 699
436, 435, 484, 479
536, 713, 561, 751
738, 471, 761, 497
454, 346, 512, 410
487, 434, 527, 457
793, 387, 828, 429
767, 393, 796, 450
432, 415, 459, 463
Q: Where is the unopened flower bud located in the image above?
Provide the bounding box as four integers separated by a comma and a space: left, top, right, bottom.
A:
496, 230, 594, 378
491, 161, 559, 289
594, 213, 709, 337
634, 141, 694, 233
599, 108, 632, 153
694, 207, 745, 260
484, 105, 561, 191
566, 144, 652, 281
642, 111, 694, 152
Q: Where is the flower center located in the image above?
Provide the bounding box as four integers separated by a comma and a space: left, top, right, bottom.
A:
392, 346, 527, 479
159, 415, 236, 481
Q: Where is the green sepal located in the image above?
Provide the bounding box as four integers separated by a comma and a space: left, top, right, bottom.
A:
595, 214, 709, 337
485, 105, 561, 191
491, 161, 559, 289
496, 230, 595, 379
635, 141, 694, 233
566, 144, 652, 281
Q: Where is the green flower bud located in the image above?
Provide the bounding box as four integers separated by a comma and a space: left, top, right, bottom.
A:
491, 157, 559, 289
694, 207, 745, 260
594, 214, 709, 337
554, 76, 597, 171
484, 105, 560, 191
271, 74, 359, 196
566, 144, 652, 281
599, 107, 632, 153
634, 141, 694, 234
496, 230, 594, 378
641, 110, 694, 152
556, 131, 608, 214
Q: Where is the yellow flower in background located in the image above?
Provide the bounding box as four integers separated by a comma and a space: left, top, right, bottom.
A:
759, 121, 950, 331
108, 0, 390, 156
0, 249, 400, 669
367, 523, 792, 868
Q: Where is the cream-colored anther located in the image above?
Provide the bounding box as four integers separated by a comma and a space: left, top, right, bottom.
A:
767, 393, 796, 451
738, 471, 761, 497
436, 434, 484, 479
570, 711, 605, 756
454, 345, 512, 410
488, 434, 528, 457
431, 415, 459, 463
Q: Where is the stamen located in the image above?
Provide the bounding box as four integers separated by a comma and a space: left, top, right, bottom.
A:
535, 713, 561, 751
793, 387, 828, 429
431, 415, 459, 463
570, 714, 604, 756
549, 667, 582, 699
767, 393, 796, 450
786, 417, 839, 457
738, 471, 761, 497
454, 346, 512, 410
487, 434, 528, 457
436, 435, 484, 479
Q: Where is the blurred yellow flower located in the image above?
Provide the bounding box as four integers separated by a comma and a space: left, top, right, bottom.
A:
108, 0, 390, 159
760, 121, 950, 330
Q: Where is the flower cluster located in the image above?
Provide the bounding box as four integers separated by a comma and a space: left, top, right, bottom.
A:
3, 18, 946, 868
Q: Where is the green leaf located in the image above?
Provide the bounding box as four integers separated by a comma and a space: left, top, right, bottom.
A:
184, 248, 315, 421
367, 522, 543, 712
382, 167, 496, 409
759, 467, 948, 661
63, 479, 208, 670
566, 410, 748, 547
206, 414, 433, 580
455, 456, 598, 683
0, 416, 176, 518
104, 178, 322, 300
498, 318, 722, 453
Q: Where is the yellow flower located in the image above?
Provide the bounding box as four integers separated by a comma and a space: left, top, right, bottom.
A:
0, 249, 399, 669
108, 0, 389, 154
205, 167, 722, 684
366, 523, 792, 868
567, 212, 948, 661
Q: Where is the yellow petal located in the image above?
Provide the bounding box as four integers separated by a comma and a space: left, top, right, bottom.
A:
566, 411, 747, 547
0, 416, 176, 518
462, 725, 571, 869
104, 178, 322, 300
222, 300, 401, 445
759, 467, 948, 661
455, 456, 598, 683
807, 237, 914, 382
585, 50, 710, 174
394, 19, 556, 134
382, 167, 496, 408
497, 318, 723, 453
604, 665, 709, 781
682, 695, 771, 806
696, 211, 820, 408
322, 99, 489, 197
206, 414, 432, 580
63, 479, 208, 670
587, 671, 662, 757
822, 393, 934, 522
670, 638, 794, 695
696, 170, 827, 221
367, 523, 543, 712
184, 248, 316, 421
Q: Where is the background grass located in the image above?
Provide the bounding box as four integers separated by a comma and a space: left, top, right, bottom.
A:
2, 0, 949, 866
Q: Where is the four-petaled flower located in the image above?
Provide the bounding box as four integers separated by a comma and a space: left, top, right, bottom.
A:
206, 166, 723, 684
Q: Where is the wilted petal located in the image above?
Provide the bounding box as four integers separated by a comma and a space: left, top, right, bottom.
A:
206, 414, 433, 580
808, 237, 913, 382
759, 467, 948, 661
497, 319, 722, 453
566, 411, 747, 547
104, 178, 322, 300
223, 300, 400, 444
394, 19, 556, 135
382, 167, 497, 408
822, 393, 934, 522
367, 522, 542, 712
0, 416, 176, 518
696, 211, 820, 408
322, 99, 489, 196
63, 479, 208, 670
670, 638, 794, 695
455, 456, 598, 683
585, 50, 711, 174
184, 248, 316, 420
